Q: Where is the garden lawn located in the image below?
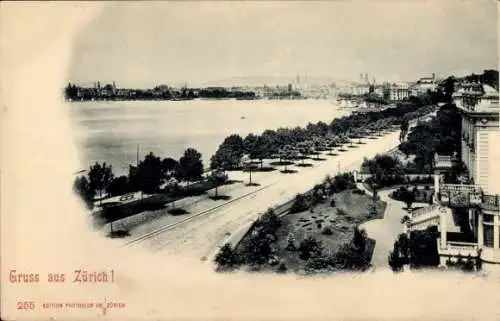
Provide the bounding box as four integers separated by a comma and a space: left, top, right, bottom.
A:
259, 189, 386, 272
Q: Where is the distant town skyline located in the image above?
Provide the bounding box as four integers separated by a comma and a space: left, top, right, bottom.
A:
69, 1, 498, 88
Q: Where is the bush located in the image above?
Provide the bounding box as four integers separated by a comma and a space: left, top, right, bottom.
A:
298, 237, 323, 260
214, 243, 239, 271
239, 233, 273, 266
305, 255, 333, 273
334, 243, 371, 271
255, 209, 281, 236
388, 250, 404, 272
321, 225, 333, 235
277, 261, 287, 273
286, 232, 296, 251
353, 227, 368, 252
290, 194, 310, 213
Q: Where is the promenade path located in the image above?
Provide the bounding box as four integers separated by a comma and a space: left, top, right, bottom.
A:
117, 130, 402, 260
358, 183, 431, 269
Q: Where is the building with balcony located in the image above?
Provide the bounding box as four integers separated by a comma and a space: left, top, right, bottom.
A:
408, 83, 500, 268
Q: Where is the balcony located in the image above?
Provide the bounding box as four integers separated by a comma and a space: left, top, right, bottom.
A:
438, 240, 479, 258
438, 184, 483, 207
481, 194, 500, 211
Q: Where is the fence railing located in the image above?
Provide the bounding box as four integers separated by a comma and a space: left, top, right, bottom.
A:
481, 194, 500, 211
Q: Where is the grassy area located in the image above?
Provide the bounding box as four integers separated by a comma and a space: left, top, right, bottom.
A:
235, 188, 386, 273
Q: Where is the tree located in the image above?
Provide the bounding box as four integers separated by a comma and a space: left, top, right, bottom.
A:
278, 145, 297, 171
353, 227, 368, 252
73, 176, 95, 209
161, 157, 180, 178
88, 162, 114, 204
136, 152, 164, 194
443, 76, 456, 103
250, 136, 272, 169
107, 176, 130, 196
179, 148, 204, 185
243, 133, 259, 154
211, 134, 245, 170
297, 141, 314, 165
208, 170, 228, 197
403, 188, 415, 211
400, 119, 409, 142
241, 155, 254, 185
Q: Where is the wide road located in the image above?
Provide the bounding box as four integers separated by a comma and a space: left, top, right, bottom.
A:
122, 129, 403, 260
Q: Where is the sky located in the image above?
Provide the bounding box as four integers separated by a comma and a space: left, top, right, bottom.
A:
68, 1, 498, 87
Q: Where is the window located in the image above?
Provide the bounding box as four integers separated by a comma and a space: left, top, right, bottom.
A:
484, 224, 494, 247
483, 214, 493, 223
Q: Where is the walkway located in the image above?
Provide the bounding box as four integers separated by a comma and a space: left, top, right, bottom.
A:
357, 183, 428, 269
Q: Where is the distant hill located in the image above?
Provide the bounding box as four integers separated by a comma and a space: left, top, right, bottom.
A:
200, 76, 338, 87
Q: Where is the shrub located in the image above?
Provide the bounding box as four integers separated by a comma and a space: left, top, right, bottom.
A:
298, 237, 324, 260
268, 255, 279, 266
353, 227, 368, 252
277, 261, 287, 273
463, 255, 475, 272
388, 250, 404, 272
240, 233, 273, 266
334, 243, 371, 271
322, 225, 333, 235
290, 194, 310, 213
305, 255, 333, 273
214, 243, 239, 271
255, 209, 281, 236
286, 232, 296, 251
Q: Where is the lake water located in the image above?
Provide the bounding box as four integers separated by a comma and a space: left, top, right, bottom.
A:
69, 99, 348, 176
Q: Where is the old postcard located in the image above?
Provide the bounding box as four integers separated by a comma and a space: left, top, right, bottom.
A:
1, 1, 500, 320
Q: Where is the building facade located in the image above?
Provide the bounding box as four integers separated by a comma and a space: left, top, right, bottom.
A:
383, 83, 410, 102
408, 83, 500, 268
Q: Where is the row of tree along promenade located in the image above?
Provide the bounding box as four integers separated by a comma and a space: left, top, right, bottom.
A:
73, 95, 437, 231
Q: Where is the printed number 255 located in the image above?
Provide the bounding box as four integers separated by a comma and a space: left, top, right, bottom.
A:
17, 301, 35, 310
